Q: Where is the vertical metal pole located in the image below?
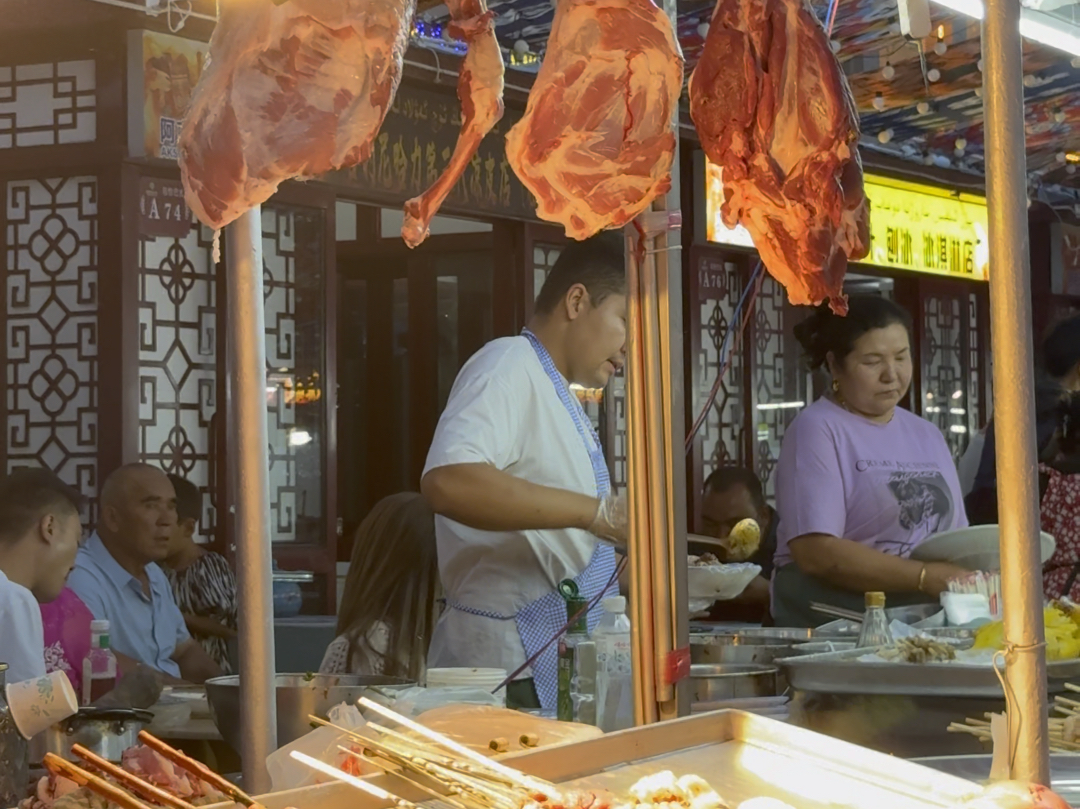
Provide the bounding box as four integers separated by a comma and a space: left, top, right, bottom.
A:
227, 206, 278, 792
982, 0, 1050, 786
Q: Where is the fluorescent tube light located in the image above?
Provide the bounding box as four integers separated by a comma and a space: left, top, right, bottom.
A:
930, 0, 1080, 57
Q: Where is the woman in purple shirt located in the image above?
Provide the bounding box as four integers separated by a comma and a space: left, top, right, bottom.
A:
772, 296, 969, 627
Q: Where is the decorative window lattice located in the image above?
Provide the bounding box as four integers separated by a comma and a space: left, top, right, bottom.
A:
0, 60, 96, 149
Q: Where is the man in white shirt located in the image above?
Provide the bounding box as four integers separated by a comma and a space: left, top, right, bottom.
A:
422, 233, 628, 711
0, 468, 85, 683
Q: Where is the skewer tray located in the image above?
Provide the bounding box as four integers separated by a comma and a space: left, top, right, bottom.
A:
209, 710, 982, 809
778, 647, 1080, 697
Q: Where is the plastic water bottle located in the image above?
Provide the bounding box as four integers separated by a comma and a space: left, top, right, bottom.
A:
856, 592, 894, 649
594, 596, 633, 731
557, 595, 595, 723
82, 620, 117, 704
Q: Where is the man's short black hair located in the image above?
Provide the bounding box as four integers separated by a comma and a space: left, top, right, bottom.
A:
703, 467, 767, 513
533, 232, 626, 315
0, 467, 85, 545
167, 474, 201, 524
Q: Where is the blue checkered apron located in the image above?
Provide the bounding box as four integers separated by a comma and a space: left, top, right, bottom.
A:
444, 331, 619, 711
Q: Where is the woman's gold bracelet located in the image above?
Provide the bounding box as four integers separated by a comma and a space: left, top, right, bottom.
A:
917, 564, 928, 593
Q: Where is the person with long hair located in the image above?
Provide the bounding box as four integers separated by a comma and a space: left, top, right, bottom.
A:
772, 296, 969, 626
1040, 393, 1080, 601
320, 493, 439, 680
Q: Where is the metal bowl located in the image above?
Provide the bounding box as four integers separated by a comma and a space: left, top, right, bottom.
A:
688, 664, 779, 704
205, 673, 414, 752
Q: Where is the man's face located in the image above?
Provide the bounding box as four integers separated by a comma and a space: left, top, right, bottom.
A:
566, 289, 627, 389
105, 469, 178, 565
36, 510, 83, 602
700, 484, 767, 561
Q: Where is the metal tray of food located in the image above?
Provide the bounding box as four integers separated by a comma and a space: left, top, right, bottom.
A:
232, 711, 982, 809
778, 647, 1080, 697
913, 755, 1080, 805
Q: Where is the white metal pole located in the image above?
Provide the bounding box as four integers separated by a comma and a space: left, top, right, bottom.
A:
226, 206, 278, 792
982, 0, 1050, 785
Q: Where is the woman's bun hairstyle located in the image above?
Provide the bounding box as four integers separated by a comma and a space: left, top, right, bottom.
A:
793, 295, 913, 371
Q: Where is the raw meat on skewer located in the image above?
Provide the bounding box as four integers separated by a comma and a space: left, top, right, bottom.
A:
401, 0, 505, 247
688, 0, 869, 314
179, 0, 416, 231
506, 0, 684, 240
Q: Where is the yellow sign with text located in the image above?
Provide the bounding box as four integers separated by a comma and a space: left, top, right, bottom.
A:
705, 163, 990, 281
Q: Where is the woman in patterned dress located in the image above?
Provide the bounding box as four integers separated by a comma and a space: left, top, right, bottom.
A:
320, 493, 439, 680
162, 474, 237, 673
1042, 394, 1080, 601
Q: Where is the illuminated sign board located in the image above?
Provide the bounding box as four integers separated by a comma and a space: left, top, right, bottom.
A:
705, 161, 990, 281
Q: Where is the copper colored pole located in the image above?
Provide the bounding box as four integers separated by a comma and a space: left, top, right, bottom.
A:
981, 0, 1049, 785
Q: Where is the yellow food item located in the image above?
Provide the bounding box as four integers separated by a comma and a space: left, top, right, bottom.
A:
974, 607, 1080, 661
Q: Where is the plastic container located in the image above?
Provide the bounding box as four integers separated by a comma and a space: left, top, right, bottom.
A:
856, 592, 894, 649
557, 596, 594, 723
81, 620, 117, 705
594, 596, 633, 732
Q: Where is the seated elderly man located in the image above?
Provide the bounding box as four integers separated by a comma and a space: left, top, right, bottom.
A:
68, 464, 222, 684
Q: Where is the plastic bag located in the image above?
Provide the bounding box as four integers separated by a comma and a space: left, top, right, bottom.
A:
387, 686, 503, 717
266, 703, 374, 791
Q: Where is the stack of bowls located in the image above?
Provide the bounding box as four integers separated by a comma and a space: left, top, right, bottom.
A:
425, 668, 507, 704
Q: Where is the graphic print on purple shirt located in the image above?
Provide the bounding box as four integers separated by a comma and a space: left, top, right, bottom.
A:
774, 397, 968, 569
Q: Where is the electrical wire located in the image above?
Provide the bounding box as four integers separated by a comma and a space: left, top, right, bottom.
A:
684, 261, 765, 453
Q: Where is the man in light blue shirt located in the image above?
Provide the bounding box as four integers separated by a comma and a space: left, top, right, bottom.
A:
68, 464, 222, 684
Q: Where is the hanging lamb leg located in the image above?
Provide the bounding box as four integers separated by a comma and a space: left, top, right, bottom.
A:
401, 0, 505, 247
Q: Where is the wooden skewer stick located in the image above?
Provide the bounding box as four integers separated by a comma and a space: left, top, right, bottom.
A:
290, 752, 419, 808
138, 731, 260, 808
356, 697, 558, 799
337, 746, 473, 809
71, 745, 198, 809
43, 754, 152, 809
1064, 682, 1080, 694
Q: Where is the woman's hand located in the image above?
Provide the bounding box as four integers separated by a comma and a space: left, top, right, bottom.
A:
920, 562, 969, 597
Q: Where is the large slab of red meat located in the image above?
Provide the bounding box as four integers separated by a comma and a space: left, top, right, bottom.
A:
179, 0, 415, 231
401, 0, 505, 247
506, 0, 684, 240
689, 0, 870, 314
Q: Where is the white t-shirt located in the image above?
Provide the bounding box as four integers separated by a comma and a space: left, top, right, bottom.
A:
0, 569, 47, 683
423, 336, 600, 676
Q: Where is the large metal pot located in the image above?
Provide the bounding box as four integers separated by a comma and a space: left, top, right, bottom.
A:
690, 634, 792, 666
689, 664, 778, 704
205, 673, 414, 753
28, 707, 154, 764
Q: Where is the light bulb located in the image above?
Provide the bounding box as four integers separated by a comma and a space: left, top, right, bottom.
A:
697, 21, 709, 37
1069, 165, 1078, 175
917, 101, 931, 115
1055, 109, 1067, 124
1024, 75, 1037, 88
878, 129, 893, 144
873, 93, 886, 111
513, 39, 530, 54
977, 59, 984, 72
1059, 152, 1069, 163
928, 68, 941, 83
934, 41, 947, 56
975, 87, 983, 98
882, 63, 895, 80
955, 137, 967, 150
830, 40, 841, 53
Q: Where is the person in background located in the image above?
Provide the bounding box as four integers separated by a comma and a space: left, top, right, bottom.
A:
691, 467, 776, 623
162, 474, 237, 674
1040, 393, 1080, 601
772, 297, 969, 627
968, 314, 1080, 524
40, 587, 93, 695
67, 464, 222, 684
321, 493, 439, 680
0, 469, 84, 683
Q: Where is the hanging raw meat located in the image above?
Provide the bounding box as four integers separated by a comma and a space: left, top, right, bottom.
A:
506, 0, 684, 240
689, 0, 870, 314
179, 0, 416, 231
401, 0, 505, 247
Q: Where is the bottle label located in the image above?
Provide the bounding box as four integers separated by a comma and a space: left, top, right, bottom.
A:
98, 634, 110, 650
557, 639, 575, 722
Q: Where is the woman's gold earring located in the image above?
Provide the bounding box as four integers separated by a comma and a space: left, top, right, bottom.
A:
832, 379, 840, 393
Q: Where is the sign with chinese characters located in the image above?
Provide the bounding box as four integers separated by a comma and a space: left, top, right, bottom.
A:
323, 85, 538, 221
139, 177, 192, 238
705, 161, 990, 281
1051, 223, 1080, 296
127, 30, 208, 161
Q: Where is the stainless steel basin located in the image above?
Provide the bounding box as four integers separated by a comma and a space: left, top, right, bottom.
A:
205, 673, 413, 753
688, 663, 778, 705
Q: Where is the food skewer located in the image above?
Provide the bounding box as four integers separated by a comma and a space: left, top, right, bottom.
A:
290, 752, 420, 809
71, 744, 198, 809
138, 731, 262, 808
356, 697, 559, 799
43, 754, 153, 809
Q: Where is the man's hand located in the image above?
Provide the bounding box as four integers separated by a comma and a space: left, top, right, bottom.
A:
172, 639, 223, 685
588, 493, 627, 549
183, 613, 237, 640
